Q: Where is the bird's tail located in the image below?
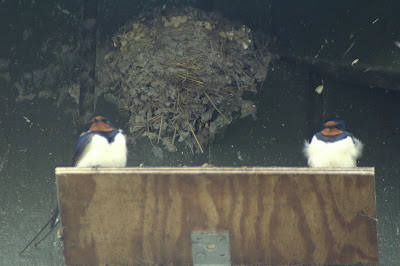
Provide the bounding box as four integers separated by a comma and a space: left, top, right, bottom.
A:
19, 205, 60, 255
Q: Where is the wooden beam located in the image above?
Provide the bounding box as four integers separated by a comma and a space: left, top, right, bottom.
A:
56, 167, 378, 264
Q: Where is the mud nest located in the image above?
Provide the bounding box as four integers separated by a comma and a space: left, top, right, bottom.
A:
98, 6, 272, 153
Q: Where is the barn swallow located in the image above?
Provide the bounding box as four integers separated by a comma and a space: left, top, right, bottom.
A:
73, 116, 128, 167
20, 116, 128, 255
303, 118, 363, 167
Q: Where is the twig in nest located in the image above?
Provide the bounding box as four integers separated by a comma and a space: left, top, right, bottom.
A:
133, 128, 146, 141
167, 56, 204, 70
133, 125, 146, 131
258, 75, 266, 94
147, 114, 162, 122
216, 62, 231, 75
165, 108, 179, 115
151, 96, 160, 102
178, 74, 203, 84
176, 93, 183, 112
177, 70, 203, 84
242, 70, 251, 79
167, 61, 201, 70
157, 115, 163, 144
190, 55, 205, 66
204, 91, 230, 123
188, 120, 203, 153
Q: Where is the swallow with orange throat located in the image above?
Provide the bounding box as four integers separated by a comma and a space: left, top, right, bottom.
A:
20, 116, 128, 255
303, 118, 363, 167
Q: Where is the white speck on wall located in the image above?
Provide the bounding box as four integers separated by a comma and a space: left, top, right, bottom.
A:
315, 85, 324, 94
351, 59, 359, 66
22, 116, 30, 123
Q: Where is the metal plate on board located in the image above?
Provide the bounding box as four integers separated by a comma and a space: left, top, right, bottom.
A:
191, 232, 231, 265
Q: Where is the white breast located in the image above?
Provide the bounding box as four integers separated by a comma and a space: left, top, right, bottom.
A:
304, 136, 363, 168
75, 131, 128, 168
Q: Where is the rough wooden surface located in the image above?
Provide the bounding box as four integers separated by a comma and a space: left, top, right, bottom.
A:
56, 167, 378, 265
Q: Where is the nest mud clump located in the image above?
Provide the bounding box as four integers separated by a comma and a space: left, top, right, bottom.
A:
97, 6, 272, 153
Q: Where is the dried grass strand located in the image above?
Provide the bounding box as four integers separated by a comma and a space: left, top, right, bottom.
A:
188, 121, 203, 153
204, 91, 230, 123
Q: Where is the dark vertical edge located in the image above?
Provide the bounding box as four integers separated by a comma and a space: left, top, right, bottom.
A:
78, 0, 98, 124
94, 0, 104, 113
305, 67, 324, 139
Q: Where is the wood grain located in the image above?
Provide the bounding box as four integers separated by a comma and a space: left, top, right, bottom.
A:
56, 167, 378, 265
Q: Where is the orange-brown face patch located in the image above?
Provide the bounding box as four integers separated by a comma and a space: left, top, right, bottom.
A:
91, 116, 105, 123
321, 128, 343, 136
89, 116, 113, 132
324, 121, 339, 127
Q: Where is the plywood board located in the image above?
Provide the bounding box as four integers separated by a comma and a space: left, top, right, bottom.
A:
56, 167, 378, 265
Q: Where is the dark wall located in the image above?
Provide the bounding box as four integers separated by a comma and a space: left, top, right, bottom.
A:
0, 0, 399, 264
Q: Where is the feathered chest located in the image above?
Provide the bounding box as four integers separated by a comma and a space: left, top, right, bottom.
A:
72, 129, 128, 167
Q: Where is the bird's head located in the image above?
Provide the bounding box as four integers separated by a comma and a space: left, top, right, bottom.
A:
321, 118, 346, 136
89, 116, 116, 132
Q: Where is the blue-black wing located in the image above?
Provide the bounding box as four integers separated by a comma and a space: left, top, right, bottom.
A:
72, 131, 94, 166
